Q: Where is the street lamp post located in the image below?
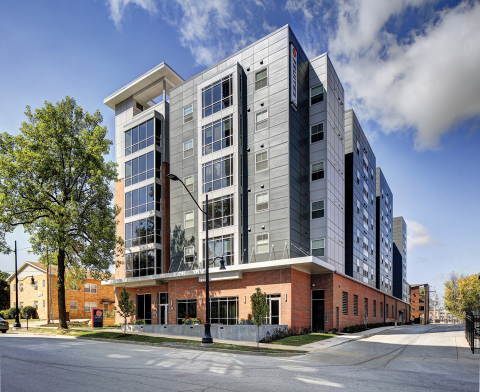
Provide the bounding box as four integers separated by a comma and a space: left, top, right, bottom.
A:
13, 241, 21, 328
167, 173, 225, 344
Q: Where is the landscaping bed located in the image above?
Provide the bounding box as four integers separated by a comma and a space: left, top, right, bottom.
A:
271, 333, 336, 346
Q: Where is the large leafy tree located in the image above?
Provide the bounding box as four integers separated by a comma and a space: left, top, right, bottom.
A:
0, 271, 10, 310
458, 274, 480, 313
0, 97, 123, 329
444, 272, 462, 319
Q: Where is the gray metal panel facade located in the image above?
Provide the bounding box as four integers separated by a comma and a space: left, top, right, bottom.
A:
344, 109, 376, 288
375, 167, 394, 295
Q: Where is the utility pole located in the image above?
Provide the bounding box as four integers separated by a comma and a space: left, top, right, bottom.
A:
13, 241, 21, 328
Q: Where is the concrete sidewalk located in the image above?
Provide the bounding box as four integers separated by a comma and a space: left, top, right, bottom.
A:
300, 325, 405, 351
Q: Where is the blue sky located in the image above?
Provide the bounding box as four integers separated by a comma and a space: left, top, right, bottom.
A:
1, 0, 479, 302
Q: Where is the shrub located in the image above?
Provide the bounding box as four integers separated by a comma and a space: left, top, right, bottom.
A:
21, 306, 36, 319
259, 325, 312, 343
0, 310, 5, 319
327, 328, 338, 334
5, 307, 17, 319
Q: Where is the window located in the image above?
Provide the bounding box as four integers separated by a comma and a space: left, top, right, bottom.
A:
256, 192, 269, 213
312, 239, 325, 257
311, 200, 324, 219
202, 75, 233, 118
311, 123, 324, 143
177, 299, 197, 324
364, 298, 368, 316
13, 284, 16, 291
371, 168, 374, 181
125, 216, 157, 248
310, 85, 324, 105
43, 300, 46, 308
255, 109, 268, 131
356, 258, 360, 272
380, 302, 383, 318
342, 292, 348, 315
357, 141, 360, 155
373, 300, 377, 317
125, 151, 154, 187
202, 115, 233, 155
204, 194, 234, 229
183, 139, 193, 158
204, 234, 234, 266
183, 104, 193, 123
184, 176, 194, 193
357, 199, 360, 214
202, 155, 233, 193
84, 302, 97, 312
34, 301, 38, 308
356, 229, 360, 243
70, 301, 78, 311
42, 280, 45, 288
125, 184, 155, 218
255, 151, 268, 171
84, 283, 97, 294
184, 211, 194, 229
256, 234, 269, 254
354, 295, 358, 316
184, 247, 194, 263
125, 249, 161, 277
356, 170, 360, 184
311, 162, 324, 181
210, 297, 239, 325
255, 68, 268, 90
20, 283, 23, 291
20, 302, 23, 307
386, 304, 388, 318
125, 119, 154, 156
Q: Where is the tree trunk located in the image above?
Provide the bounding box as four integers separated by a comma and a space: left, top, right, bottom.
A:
57, 249, 67, 329
257, 326, 259, 349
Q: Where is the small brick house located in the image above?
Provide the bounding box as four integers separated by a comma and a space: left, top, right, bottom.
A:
8, 262, 115, 320
410, 283, 429, 323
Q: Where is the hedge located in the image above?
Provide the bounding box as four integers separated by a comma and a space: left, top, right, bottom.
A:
343, 321, 395, 333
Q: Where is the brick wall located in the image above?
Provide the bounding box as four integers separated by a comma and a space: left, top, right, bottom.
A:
10, 275, 115, 320
410, 285, 428, 321
115, 268, 307, 326
312, 272, 410, 331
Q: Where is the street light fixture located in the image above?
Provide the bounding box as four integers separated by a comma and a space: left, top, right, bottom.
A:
168, 173, 226, 344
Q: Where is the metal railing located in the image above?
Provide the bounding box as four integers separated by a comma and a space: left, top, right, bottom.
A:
465, 310, 480, 354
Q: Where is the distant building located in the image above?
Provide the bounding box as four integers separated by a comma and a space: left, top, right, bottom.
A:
8, 262, 115, 320
410, 283, 429, 324
393, 217, 408, 301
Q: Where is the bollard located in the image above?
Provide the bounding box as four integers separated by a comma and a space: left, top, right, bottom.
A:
395, 322, 397, 328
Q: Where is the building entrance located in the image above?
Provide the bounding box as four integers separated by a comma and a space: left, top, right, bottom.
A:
266, 294, 281, 325
312, 290, 325, 332
158, 292, 168, 325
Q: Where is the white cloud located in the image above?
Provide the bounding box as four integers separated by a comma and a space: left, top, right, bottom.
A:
289, 0, 480, 150
106, 0, 158, 29
406, 220, 445, 251
161, 0, 263, 67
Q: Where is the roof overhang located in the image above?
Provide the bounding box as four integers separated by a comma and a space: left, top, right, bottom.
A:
104, 62, 184, 110
8, 262, 46, 282
102, 256, 334, 288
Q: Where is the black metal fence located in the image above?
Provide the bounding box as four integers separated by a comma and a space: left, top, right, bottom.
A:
465, 310, 480, 354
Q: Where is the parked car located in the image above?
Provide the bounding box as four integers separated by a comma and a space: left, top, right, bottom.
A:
0, 318, 9, 333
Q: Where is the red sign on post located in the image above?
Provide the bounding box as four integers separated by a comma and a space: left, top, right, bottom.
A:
92, 308, 103, 328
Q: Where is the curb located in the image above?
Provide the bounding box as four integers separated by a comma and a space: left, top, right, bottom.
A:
4, 332, 305, 357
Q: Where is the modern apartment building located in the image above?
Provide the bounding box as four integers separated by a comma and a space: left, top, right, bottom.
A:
344, 109, 376, 288
376, 167, 394, 295
393, 216, 408, 301
102, 25, 409, 333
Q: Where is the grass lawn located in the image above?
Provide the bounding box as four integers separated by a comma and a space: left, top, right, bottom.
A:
8, 328, 305, 354
271, 333, 336, 346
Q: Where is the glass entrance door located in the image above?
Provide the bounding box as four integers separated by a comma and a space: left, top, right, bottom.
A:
158, 292, 168, 325
266, 294, 281, 325
137, 294, 152, 324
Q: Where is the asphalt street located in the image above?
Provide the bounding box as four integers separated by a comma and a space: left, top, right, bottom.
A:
0, 324, 478, 392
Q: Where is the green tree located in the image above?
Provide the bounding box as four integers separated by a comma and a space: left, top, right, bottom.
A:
250, 287, 269, 348
0, 97, 123, 329
115, 287, 136, 335
458, 274, 480, 313
0, 271, 10, 310
444, 272, 463, 319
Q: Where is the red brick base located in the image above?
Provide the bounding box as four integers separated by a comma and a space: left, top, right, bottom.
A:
114, 269, 410, 332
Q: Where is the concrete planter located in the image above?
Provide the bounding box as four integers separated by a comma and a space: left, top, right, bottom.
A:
122, 323, 288, 342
